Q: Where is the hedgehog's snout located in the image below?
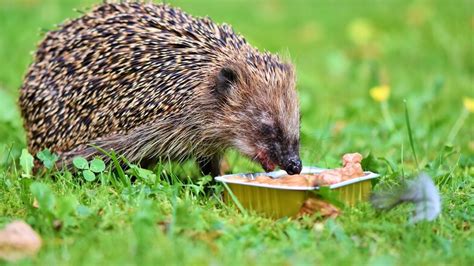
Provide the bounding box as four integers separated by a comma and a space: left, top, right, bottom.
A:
265, 142, 302, 175
253, 120, 301, 174
282, 156, 302, 175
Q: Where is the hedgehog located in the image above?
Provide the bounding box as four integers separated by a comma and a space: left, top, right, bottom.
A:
19, 1, 302, 177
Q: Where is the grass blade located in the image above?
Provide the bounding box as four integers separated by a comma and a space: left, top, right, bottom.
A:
221, 182, 248, 216
404, 100, 419, 168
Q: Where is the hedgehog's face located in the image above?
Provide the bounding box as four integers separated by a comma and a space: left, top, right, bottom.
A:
212, 63, 302, 175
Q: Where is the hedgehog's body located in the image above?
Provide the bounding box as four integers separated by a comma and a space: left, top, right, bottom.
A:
20, 2, 302, 176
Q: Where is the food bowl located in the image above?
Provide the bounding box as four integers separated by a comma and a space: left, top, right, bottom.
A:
215, 166, 379, 218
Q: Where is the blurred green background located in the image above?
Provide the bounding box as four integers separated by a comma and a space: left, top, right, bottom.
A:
0, 0, 472, 168
0, 1, 472, 265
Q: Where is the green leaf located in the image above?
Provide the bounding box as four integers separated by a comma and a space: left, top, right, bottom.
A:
56, 195, 78, 220
90, 158, 106, 173
83, 170, 96, 181
36, 149, 59, 169
73, 156, 89, 170
30, 182, 56, 212
361, 152, 380, 173
20, 149, 34, 177
126, 164, 156, 184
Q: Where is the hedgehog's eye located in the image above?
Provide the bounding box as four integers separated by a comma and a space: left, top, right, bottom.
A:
260, 123, 275, 137
213, 67, 238, 100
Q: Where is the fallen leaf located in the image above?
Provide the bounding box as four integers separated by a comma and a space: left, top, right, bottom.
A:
298, 198, 341, 218
32, 198, 39, 209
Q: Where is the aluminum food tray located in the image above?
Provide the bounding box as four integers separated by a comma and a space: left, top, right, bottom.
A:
215, 166, 379, 218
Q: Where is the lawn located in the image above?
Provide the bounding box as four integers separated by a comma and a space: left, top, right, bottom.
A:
0, 0, 473, 265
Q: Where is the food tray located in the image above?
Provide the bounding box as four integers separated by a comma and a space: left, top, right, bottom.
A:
215, 166, 379, 218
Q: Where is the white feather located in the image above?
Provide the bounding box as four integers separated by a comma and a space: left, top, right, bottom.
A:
371, 172, 441, 223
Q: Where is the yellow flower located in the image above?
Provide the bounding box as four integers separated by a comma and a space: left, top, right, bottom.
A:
370, 85, 391, 102
347, 18, 374, 46
463, 97, 474, 113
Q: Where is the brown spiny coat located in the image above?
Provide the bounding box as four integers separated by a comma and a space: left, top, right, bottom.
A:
19, 2, 302, 175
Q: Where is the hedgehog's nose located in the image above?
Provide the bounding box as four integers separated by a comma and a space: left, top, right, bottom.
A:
284, 157, 302, 175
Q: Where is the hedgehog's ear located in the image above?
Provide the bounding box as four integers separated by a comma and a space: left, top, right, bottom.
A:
213, 67, 238, 99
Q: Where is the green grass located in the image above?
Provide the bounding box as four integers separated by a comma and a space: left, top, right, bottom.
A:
0, 0, 473, 265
